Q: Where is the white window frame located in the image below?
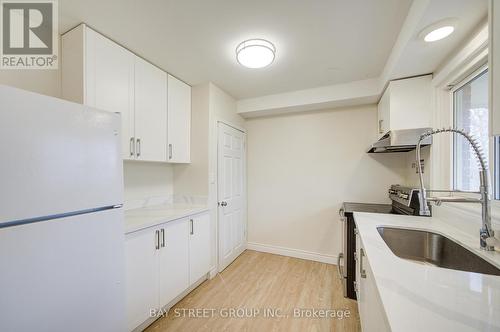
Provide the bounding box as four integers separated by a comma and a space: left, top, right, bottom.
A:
429, 22, 500, 225
450, 65, 491, 193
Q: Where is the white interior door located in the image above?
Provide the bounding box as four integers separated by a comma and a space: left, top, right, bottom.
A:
217, 122, 246, 272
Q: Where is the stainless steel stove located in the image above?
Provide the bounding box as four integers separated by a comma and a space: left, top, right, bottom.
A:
338, 185, 430, 299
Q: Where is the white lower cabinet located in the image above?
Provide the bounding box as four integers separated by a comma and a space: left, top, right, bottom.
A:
355, 231, 390, 332
125, 226, 160, 331
188, 213, 211, 284
125, 212, 211, 331
159, 219, 189, 308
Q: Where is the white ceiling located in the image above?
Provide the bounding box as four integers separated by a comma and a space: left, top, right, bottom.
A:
235, 0, 488, 117
59, 0, 412, 99
389, 0, 488, 80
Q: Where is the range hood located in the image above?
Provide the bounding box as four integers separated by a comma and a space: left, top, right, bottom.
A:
366, 128, 433, 153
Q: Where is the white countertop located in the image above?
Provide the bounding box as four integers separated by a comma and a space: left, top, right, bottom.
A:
124, 203, 209, 234
353, 212, 500, 332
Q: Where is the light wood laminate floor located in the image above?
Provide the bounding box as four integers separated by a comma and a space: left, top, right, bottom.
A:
145, 250, 360, 332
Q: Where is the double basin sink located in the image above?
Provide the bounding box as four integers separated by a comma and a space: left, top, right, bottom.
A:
377, 227, 500, 276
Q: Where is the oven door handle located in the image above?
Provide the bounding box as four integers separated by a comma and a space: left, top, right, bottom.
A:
337, 253, 344, 279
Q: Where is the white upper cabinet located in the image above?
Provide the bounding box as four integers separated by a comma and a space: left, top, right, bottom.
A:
490, 0, 500, 135
62, 24, 191, 163
87, 29, 136, 160
62, 25, 135, 160
134, 57, 168, 162
377, 75, 433, 137
377, 86, 391, 137
167, 74, 191, 163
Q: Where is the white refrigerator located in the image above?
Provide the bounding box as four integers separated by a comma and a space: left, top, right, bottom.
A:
0, 86, 125, 332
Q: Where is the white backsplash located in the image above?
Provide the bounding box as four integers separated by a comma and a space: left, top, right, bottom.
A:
124, 195, 208, 210
432, 202, 500, 242
404, 146, 431, 188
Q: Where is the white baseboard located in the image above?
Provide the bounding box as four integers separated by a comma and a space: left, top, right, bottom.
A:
246, 242, 337, 265
208, 266, 218, 279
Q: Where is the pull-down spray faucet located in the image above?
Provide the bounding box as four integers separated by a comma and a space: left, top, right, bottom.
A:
416, 128, 495, 251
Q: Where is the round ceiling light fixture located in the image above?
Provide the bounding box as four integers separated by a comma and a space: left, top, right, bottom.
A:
236, 39, 276, 69
419, 18, 458, 42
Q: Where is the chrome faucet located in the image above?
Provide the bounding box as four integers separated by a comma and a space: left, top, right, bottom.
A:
416, 128, 495, 251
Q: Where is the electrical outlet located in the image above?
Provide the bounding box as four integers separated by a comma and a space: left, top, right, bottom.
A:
412, 159, 425, 174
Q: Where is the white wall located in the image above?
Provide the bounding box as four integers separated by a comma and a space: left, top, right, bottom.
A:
246, 105, 407, 259
0, 70, 60, 98
0, 36, 61, 98
404, 146, 431, 188
123, 161, 174, 204
174, 82, 245, 273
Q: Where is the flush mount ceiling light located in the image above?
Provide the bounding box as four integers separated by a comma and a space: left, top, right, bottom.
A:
236, 39, 276, 69
419, 18, 458, 42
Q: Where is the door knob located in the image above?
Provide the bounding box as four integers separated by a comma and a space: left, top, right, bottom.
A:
220, 201, 227, 207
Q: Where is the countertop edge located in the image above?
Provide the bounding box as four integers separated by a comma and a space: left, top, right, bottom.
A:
125, 207, 210, 234
352, 211, 500, 332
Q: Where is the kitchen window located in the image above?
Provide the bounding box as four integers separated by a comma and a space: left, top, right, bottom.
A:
452, 68, 496, 196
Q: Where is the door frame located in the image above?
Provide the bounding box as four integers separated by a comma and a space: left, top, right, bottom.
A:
216, 121, 247, 272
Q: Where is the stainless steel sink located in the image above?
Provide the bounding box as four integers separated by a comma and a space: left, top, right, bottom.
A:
377, 227, 500, 276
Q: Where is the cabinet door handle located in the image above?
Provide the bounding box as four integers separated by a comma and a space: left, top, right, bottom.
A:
130, 137, 135, 157
161, 228, 165, 248
378, 119, 384, 134
155, 230, 160, 250
337, 253, 344, 279
136, 138, 141, 157
168, 144, 173, 160
360, 248, 367, 278
190, 219, 194, 235
338, 207, 345, 219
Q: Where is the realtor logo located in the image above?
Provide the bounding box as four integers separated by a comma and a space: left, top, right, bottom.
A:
1, 0, 58, 69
